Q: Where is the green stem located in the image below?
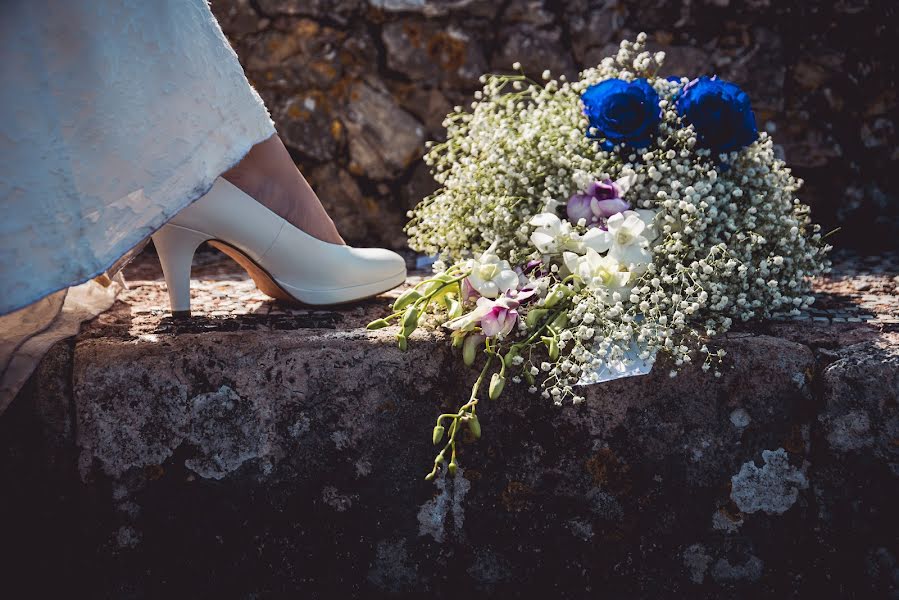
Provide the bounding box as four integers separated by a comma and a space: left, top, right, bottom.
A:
512, 306, 566, 353
428, 353, 495, 478
413, 273, 471, 322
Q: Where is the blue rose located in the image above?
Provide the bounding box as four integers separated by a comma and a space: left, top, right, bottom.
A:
581, 78, 662, 149
676, 76, 758, 155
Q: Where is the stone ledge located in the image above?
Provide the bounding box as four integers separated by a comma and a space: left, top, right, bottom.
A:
1, 248, 897, 597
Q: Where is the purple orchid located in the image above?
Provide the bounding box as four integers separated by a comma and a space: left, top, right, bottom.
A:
445, 295, 521, 338
522, 258, 544, 275
566, 194, 596, 225
506, 284, 539, 305
481, 296, 520, 337
566, 178, 630, 227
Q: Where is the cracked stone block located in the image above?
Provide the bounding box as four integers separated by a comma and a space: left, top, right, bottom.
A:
382, 20, 487, 87
343, 81, 426, 179
819, 337, 899, 462
1, 251, 897, 597
492, 25, 576, 80
256, 0, 363, 19
305, 162, 407, 248
367, 0, 494, 17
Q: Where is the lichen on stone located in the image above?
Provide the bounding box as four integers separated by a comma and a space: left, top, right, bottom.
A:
321, 485, 356, 512
729, 408, 751, 429
184, 385, 267, 480
367, 539, 418, 592
683, 544, 713, 584
466, 549, 514, 584
730, 448, 808, 515
824, 410, 873, 452
417, 467, 470, 542
711, 555, 764, 583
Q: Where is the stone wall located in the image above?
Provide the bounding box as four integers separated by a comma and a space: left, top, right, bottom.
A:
1, 251, 897, 596
211, 0, 897, 252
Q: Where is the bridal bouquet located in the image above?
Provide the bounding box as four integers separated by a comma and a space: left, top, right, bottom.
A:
369, 34, 831, 481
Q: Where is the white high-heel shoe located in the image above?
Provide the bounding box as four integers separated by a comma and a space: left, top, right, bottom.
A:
152, 177, 407, 316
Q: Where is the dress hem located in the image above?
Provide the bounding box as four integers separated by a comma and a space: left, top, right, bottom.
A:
0, 122, 276, 318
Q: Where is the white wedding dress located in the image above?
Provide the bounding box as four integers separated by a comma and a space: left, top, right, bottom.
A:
0, 0, 276, 409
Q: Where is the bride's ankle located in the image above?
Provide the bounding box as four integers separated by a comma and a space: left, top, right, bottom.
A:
221, 137, 345, 245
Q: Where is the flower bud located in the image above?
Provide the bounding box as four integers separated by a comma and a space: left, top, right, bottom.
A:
523, 369, 535, 386
401, 306, 420, 337
393, 289, 422, 311
462, 334, 482, 366
432, 424, 445, 445
424, 471, 436, 482
503, 347, 519, 368
397, 335, 408, 351
447, 461, 457, 476
468, 414, 481, 439
366, 318, 391, 330
433, 272, 456, 284
544, 284, 573, 308
489, 372, 505, 400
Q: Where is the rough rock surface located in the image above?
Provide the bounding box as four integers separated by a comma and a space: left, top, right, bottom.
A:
1, 249, 896, 597
211, 0, 898, 252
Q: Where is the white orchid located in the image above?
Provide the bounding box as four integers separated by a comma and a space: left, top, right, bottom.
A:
634, 208, 659, 242
586, 210, 655, 271
563, 249, 632, 304
445, 294, 522, 338
444, 295, 521, 337
529, 213, 610, 255
444, 298, 492, 332
465, 243, 519, 298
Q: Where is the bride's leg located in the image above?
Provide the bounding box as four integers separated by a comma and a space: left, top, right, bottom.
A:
222, 134, 345, 245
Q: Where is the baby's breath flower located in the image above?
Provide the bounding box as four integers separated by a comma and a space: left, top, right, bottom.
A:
397, 34, 830, 481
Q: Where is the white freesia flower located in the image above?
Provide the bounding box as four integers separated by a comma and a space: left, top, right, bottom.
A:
465, 243, 519, 298
529, 213, 611, 255
587, 210, 654, 271
563, 249, 632, 303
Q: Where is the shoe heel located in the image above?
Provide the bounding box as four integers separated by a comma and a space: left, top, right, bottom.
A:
151, 224, 210, 317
